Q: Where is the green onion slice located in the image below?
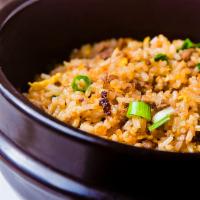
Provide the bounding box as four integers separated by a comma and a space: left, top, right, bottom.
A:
148, 106, 174, 132
195, 43, 200, 48
72, 75, 91, 92
181, 38, 194, 50
180, 38, 200, 50
127, 101, 151, 121
197, 63, 200, 71
154, 53, 168, 62
148, 115, 170, 132
152, 107, 174, 123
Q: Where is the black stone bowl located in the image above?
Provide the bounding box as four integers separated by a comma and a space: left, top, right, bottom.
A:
0, 0, 200, 199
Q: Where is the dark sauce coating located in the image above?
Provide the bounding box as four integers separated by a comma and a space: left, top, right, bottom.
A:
99, 91, 111, 115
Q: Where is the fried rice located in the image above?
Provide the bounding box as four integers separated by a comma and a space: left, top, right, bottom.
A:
26, 35, 200, 152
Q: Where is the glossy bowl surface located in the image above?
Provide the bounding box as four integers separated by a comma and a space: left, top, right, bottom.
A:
0, 0, 200, 199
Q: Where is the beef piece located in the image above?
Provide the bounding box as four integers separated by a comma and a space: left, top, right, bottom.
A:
99, 91, 111, 115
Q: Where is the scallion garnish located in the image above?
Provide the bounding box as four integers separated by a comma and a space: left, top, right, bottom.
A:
72, 75, 91, 92
152, 107, 174, 123
195, 43, 200, 48
197, 63, 200, 71
180, 38, 200, 50
127, 101, 151, 121
148, 107, 174, 132
148, 115, 170, 132
181, 38, 194, 50
154, 53, 168, 62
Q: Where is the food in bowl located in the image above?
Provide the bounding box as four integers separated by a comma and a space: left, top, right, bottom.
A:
26, 35, 200, 152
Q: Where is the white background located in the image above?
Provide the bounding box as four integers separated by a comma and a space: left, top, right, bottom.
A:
0, 172, 21, 200
0, 1, 21, 199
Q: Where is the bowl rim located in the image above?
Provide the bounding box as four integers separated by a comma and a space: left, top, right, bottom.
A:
0, 0, 199, 157
0, 133, 114, 199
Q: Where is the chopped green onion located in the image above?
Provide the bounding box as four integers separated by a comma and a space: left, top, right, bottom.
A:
179, 38, 200, 51
195, 43, 200, 48
72, 75, 91, 92
148, 116, 170, 132
148, 106, 174, 132
152, 107, 175, 123
127, 101, 151, 121
154, 53, 168, 62
181, 38, 194, 50
197, 63, 200, 71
